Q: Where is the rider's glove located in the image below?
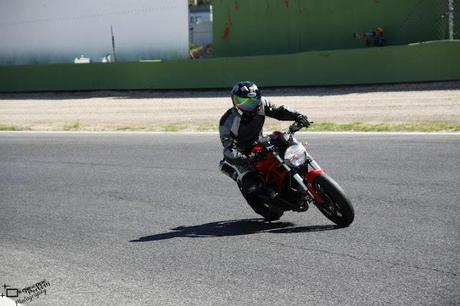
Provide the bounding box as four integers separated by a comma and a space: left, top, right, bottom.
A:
295, 114, 310, 128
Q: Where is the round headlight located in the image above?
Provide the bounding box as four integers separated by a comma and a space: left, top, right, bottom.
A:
284, 143, 307, 167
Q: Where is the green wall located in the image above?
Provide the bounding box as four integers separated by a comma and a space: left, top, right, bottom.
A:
213, 0, 447, 57
0, 41, 459, 92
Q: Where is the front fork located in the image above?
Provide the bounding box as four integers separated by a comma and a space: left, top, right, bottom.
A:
272, 151, 325, 205
304, 152, 326, 204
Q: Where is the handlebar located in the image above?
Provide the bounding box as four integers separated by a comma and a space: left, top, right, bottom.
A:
253, 119, 313, 156
288, 120, 313, 134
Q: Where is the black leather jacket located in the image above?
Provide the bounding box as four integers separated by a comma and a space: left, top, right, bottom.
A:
219, 97, 300, 165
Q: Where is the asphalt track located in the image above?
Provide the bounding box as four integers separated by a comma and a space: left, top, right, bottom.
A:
0, 132, 459, 305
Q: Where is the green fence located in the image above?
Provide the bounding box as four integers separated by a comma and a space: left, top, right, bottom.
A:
213, 0, 451, 57
0, 40, 459, 92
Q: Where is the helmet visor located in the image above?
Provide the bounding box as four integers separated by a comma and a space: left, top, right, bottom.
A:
234, 96, 261, 113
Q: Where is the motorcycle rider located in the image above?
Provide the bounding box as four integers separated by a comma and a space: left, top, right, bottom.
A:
219, 81, 310, 220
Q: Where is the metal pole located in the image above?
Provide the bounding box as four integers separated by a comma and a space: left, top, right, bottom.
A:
448, 0, 454, 40
111, 25, 117, 62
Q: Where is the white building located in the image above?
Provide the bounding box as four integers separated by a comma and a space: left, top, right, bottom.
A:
0, 0, 189, 65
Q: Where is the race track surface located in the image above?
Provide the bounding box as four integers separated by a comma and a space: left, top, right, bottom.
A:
0, 133, 459, 305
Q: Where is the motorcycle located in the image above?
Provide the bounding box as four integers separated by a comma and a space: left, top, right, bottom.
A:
234, 121, 354, 227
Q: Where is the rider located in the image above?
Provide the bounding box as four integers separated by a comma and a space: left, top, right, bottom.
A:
219, 81, 310, 219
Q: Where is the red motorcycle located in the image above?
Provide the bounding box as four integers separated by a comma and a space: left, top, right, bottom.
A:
239, 121, 354, 227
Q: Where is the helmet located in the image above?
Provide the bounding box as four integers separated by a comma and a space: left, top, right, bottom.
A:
231, 81, 262, 115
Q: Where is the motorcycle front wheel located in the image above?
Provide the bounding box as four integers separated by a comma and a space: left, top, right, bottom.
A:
313, 174, 354, 227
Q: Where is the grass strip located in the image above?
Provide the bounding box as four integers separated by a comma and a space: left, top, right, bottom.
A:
0, 122, 459, 132
306, 122, 460, 132
63, 121, 82, 131
0, 124, 30, 131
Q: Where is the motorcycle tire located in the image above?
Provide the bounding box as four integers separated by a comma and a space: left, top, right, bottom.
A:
251, 200, 284, 222
239, 189, 284, 221
313, 174, 354, 227
238, 174, 284, 221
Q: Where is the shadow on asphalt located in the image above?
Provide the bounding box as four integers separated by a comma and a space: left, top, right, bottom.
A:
130, 218, 339, 242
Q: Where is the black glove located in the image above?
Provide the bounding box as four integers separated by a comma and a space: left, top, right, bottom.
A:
295, 114, 310, 128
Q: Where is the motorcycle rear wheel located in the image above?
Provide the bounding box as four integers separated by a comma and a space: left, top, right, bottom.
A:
238, 173, 284, 221
313, 174, 354, 227
239, 188, 284, 221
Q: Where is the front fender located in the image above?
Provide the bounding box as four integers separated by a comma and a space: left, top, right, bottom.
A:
305, 169, 326, 204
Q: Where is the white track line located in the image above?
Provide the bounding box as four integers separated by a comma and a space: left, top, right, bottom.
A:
0, 131, 459, 136
0, 297, 22, 306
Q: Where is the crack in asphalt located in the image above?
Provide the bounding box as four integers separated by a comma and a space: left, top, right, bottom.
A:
254, 238, 458, 277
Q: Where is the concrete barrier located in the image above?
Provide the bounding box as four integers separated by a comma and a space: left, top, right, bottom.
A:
0, 40, 459, 92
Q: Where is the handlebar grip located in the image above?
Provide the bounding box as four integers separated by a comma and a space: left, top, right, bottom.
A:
289, 120, 314, 134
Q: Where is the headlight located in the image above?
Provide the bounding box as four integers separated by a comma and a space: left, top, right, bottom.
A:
284, 143, 307, 167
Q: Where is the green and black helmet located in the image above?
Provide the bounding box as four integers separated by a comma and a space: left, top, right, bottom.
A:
231, 81, 262, 115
